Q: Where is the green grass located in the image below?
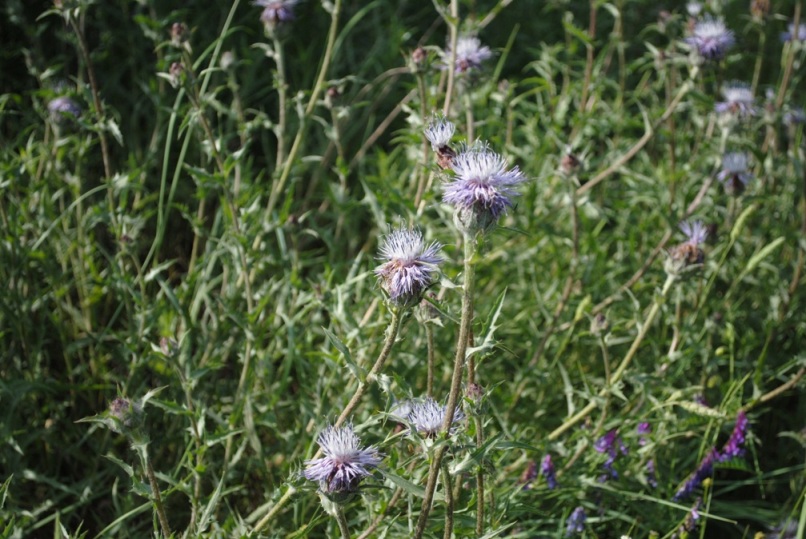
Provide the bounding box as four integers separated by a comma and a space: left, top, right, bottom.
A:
1, 0, 805, 537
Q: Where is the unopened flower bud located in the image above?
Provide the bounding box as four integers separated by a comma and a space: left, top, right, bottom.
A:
108, 397, 144, 435
169, 62, 185, 88
590, 313, 608, 336
170, 22, 188, 47
560, 152, 582, 176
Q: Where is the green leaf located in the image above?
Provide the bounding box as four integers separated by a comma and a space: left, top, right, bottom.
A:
378, 469, 443, 502
467, 288, 507, 358
323, 327, 364, 381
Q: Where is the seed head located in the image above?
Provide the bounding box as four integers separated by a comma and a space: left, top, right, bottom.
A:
374, 227, 443, 308
303, 424, 382, 494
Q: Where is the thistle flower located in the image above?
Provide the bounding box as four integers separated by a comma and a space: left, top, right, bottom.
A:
667, 220, 708, 273
685, 18, 735, 60
566, 506, 587, 536
48, 97, 81, 123
303, 424, 382, 494
781, 22, 806, 42
540, 454, 559, 490
716, 83, 756, 117
685, 2, 702, 17
424, 116, 457, 169
107, 397, 144, 435
718, 410, 748, 462
443, 146, 527, 233
443, 36, 492, 73
405, 396, 464, 437
374, 227, 444, 308
673, 448, 718, 501
255, 0, 299, 29
717, 152, 753, 195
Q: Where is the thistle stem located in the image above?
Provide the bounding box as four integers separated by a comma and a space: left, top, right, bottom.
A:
253, 486, 297, 533
442, 462, 454, 539
414, 233, 477, 539
335, 505, 351, 539
140, 447, 171, 538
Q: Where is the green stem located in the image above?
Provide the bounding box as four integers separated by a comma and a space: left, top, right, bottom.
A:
548, 273, 676, 441
335, 505, 351, 539
442, 0, 459, 116
426, 323, 436, 397
474, 415, 485, 537
272, 34, 288, 169
442, 462, 454, 539
140, 446, 171, 538
414, 233, 477, 539
253, 486, 297, 533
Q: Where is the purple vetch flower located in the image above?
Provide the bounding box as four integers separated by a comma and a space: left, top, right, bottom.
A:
566, 506, 587, 536
443, 146, 527, 232
671, 498, 702, 539
374, 227, 444, 307
718, 410, 748, 462
405, 396, 464, 437
637, 422, 651, 445
717, 152, 753, 195
48, 97, 81, 123
673, 448, 718, 501
716, 83, 756, 117
519, 460, 538, 490
442, 36, 492, 74
540, 454, 559, 490
595, 430, 628, 479
254, 0, 299, 28
781, 22, 806, 42
424, 116, 457, 169
303, 424, 382, 494
784, 107, 806, 127
646, 459, 658, 488
685, 18, 735, 60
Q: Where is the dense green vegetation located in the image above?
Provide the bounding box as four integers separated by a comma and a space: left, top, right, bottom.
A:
1, 0, 805, 537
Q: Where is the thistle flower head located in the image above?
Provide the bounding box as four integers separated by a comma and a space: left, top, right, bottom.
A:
717, 152, 753, 195
680, 220, 708, 246
374, 227, 443, 308
405, 396, 464, 437
443, 146, 527, 233
566, 506, 587, 536
107, 397, 144, 435
685, 2, 702, 17
443, 36, 492, 73
716, 83, 756, 116
254, 0, 299, 29
540, 454, 559, 490
303, 424, 382, 494
782, 22, 806, 42
685, 18, 735, 60
48, 97, 81, 123
424, 116, 456, 152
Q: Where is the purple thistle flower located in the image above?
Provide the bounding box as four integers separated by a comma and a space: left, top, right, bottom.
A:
374, 227, 444, 307
680, 220, 708, 246
442, 36, 492, 74
715, 83, 756, 117
48, 97, 81, 123
405, 396, 464, 437
254, 0, 299, 28
673, 448, 719, 501
303, 424, 382, 494
717, 152, 753, 195
424, 116, 458, 169
685, 18, 735, 60
565, 506, 587, 536
781, 22, 806, 42
443, 146, 527, 232
540, 454, 559, 490
718, 410, 748, 462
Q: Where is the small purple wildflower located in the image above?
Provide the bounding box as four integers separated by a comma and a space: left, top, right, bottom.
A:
254, 0, 299, 28
637, 422, 651, 446
769, 518, 798, 539
718, 410, 748, 462
303, 424, 382, 494
405, 396, 464, 437
595, 430, 628, 479
784, 107, 806, 127
685, 18, 735, 60
107, 397, 144, 435
672, 498, 702, 539
646, 459, 658, 488
374, 227, 443, 308
443, 146, 527, 232
443, 36, 492, 74
519, 460, 538, 490
48, 97, 81, 123
540, 454, 559, 490
717, 152, 753, 195
565, 506, 587, 536
781, 22, 806, 42
673, 448, 718, 501
716, 83, 756, 117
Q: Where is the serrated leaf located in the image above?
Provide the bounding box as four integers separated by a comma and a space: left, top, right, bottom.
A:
378, 469, 443, 502
103, 454, 135, 477
197, 474, 225, 533
467, 288, 507, 358
322, 327, 364, 380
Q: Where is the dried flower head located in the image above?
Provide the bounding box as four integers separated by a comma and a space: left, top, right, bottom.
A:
424, 116, 457, 169
716, 83, 756, 117
405, 397, 464, 437
48, 97, 81, 123
303, 424, 382, 494
560, 151, 582, 176
170, 22, 188, 47
443, 36, 492, 73
443, 146, 527, 233
169, 62, 185, 88
686, 18, 735, 60
717, 152, 753, 195
255, 0, 299, 29
374, 227, 443, 308
566, 506, 587, 536
781, 22, 806, 42
751, 0, 770, 20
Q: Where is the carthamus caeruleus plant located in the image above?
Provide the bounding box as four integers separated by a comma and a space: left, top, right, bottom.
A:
79, 390, 171, 538
414, 117, 528, 539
